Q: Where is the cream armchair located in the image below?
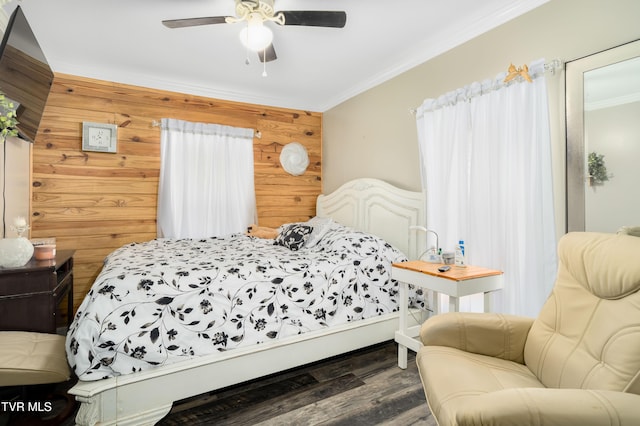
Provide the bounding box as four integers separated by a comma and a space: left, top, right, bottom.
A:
416, 232, 640, 426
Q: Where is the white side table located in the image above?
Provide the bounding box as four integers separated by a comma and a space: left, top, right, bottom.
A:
392, 260, 504, 368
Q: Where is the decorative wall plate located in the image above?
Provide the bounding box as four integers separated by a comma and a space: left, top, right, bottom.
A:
82, 122, 117, 153
280, 142, 309, 176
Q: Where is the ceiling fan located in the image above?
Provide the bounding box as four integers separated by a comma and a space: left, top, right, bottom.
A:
162, 0, 347, 63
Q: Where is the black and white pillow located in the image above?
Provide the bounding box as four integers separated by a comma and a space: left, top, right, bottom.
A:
274, 224, 314, 251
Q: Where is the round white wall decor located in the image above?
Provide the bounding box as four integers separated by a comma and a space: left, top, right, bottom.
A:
280, 142, 309, 176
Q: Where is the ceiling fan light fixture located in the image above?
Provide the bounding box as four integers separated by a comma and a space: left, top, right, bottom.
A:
239, 14, 273, 51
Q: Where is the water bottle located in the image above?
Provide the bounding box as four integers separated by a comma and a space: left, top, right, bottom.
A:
455, 240, 466, 267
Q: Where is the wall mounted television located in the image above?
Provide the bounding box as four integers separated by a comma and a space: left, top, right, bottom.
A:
0, 5, 54, 143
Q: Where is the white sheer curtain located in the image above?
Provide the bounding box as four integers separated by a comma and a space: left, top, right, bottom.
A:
157, 118, 256, 239
416, 59, 557, 317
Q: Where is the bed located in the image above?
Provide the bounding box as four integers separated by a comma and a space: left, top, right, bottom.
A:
68, 178, 425, 425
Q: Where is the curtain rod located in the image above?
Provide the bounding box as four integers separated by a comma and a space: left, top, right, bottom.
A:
151, 120, 262, 139
409, 58, 564, 115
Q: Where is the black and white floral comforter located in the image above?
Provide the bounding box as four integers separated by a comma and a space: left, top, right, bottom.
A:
67, 223, 421, 381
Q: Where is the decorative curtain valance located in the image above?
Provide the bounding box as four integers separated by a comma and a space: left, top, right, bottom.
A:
416, 59, 549, 116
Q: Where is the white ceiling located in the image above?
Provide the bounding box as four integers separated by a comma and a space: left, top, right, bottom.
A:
9, 0, 548, 112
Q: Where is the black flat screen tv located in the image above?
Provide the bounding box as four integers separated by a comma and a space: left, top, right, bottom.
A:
0, 5, 54, 143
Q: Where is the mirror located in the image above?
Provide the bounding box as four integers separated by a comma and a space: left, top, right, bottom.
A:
566, 39, 640, 232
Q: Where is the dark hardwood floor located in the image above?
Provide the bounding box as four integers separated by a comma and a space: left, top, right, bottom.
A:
158, 341, 436, 425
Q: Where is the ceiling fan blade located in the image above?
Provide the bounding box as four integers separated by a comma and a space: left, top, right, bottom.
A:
162, 16, 229, 29
278, 11, 346, 28
258, 44, 277, 63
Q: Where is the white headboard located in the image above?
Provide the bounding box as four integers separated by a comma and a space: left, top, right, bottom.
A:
316, 178, 425, 260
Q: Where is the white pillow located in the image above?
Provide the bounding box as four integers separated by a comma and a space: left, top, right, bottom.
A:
304, 216, 334, 248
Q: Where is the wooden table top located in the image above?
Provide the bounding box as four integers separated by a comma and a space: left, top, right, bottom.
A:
392, 260, 502, 282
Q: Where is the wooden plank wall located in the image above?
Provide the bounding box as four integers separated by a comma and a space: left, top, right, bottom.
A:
30, 73, 322, 315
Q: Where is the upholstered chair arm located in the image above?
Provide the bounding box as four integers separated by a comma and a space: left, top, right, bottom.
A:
453, 388, 640, 426
419, 312, 534, 364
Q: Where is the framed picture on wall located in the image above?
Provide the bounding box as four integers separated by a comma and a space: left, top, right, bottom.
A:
82, 122, 117, 153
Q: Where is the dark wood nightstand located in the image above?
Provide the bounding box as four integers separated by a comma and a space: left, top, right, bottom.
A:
0, 249, 75, 333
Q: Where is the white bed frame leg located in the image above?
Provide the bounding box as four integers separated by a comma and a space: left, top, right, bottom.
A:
75, 398, 98, 426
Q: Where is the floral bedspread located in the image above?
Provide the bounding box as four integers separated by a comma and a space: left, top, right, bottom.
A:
67, 224, 421, 380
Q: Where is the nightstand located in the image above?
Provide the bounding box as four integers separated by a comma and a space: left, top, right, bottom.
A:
0, 250, 75, 333
392, 260, 503, 368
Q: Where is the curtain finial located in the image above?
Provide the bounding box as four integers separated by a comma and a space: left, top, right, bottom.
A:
504, 63, 532, 83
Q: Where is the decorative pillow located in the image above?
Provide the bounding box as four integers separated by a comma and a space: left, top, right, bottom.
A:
304, 216, 335, 248
274, 224, 313, 251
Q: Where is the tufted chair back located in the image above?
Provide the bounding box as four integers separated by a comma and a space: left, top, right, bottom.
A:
524, 232, 640, 393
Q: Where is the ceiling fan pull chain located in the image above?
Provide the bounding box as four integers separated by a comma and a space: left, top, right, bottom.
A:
244, 22, 251, 65
243, 24, 251, 65
262, 50, 268, 77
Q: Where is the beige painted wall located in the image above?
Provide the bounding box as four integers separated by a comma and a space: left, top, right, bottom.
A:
323, 0, 640, 236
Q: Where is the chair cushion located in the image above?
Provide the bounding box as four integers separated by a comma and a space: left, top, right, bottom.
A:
561, 232, 640, 299
525, 232, 640, 392
417, 345, 544, 425
0, 331, 70, 386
